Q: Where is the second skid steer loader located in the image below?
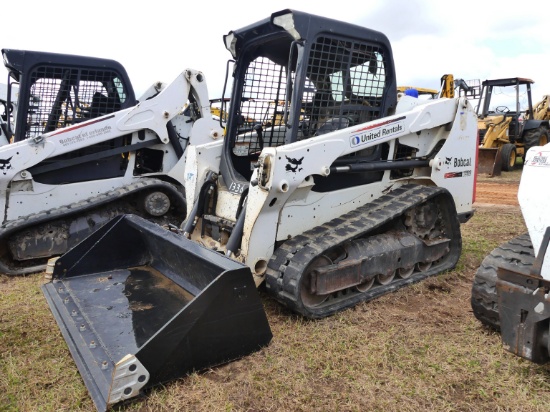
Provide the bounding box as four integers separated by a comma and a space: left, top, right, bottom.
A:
42, 9, 479, 411
0, 49, 223, 275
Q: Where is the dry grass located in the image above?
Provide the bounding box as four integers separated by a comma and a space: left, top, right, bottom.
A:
2, 172, 550, 412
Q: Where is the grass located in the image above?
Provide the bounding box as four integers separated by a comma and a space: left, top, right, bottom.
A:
2, 174, 550, 411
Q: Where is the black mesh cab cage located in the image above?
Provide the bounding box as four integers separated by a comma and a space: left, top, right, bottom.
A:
2, 49, 136, 142
219, 9, 397, 195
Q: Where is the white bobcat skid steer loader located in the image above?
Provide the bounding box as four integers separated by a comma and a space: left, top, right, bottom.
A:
42, 9, 478, 412
0, 49, 222, 274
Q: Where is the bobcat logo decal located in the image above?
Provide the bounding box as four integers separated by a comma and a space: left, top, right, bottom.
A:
285, 156, 304, 173
0, 156, 12, 174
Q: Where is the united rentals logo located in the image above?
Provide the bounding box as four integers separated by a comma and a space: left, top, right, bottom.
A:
350, 116, 405, 148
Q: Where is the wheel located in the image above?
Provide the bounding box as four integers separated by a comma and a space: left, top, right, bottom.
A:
144, 191, 171, 216
416, 261, 432, 272
523, 126, 549, 153
376, 270, 396, 285
300, 255, 332, 307
356, 277, 375, 292
495, 106, 510, 113
500, 143, 516, 171
398, 266, 414, 279
470, 234, 534, 331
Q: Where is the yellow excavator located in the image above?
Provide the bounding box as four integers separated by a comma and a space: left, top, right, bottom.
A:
529, 94, 550, 121
475, 78, 549, 176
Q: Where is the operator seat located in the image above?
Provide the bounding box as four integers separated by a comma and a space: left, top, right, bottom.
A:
86, 92, 121, 118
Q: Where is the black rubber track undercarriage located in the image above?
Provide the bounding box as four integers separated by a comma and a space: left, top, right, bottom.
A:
266, 184, 462, 319
0, 178, 185, 275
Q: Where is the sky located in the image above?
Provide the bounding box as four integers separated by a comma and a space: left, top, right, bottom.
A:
2, 0, 550, 110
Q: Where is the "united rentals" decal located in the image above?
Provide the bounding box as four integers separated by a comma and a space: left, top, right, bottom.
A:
350, 116, 406, 148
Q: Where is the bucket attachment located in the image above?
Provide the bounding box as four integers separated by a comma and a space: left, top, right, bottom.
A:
478, 147, 502, 176
41, 214, 272, 412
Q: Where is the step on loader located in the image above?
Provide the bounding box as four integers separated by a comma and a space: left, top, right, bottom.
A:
42, 9, 479, 411
0, 49, 222, 274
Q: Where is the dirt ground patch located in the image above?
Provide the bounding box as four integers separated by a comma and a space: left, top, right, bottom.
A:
474, 169, 521, 207
475, 181, 519, 206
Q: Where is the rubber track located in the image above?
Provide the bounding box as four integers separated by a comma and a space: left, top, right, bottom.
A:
0, 178, 185, 275
471, 233, 534, 331
266, 184, 461, 319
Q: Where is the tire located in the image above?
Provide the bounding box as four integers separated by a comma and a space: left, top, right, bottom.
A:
523, 126, 549, 152
471, 234, 535, 331
500, 143, 517, 171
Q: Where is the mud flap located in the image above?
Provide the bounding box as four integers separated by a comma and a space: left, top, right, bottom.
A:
41, 214, 272, 412
478, 147, 502, 176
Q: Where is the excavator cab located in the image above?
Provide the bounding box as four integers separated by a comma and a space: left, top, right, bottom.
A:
476, 77, 550, 175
